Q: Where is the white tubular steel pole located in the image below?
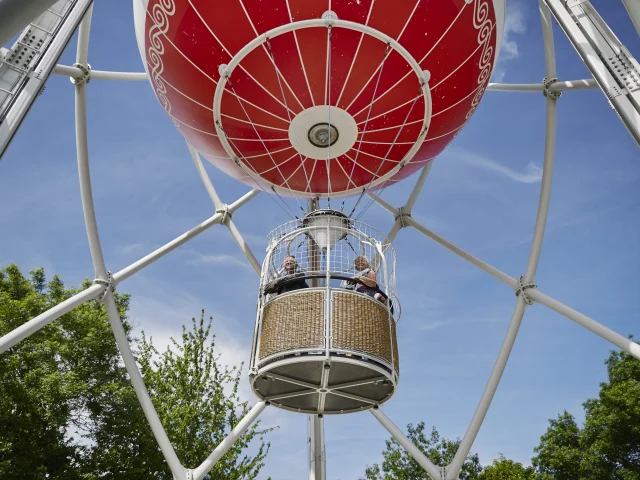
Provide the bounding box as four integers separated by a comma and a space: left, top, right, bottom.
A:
112, 212, 224, 284
226, 219, 262, 276
188, 142, 262, 276
368, 193, 399, 216
446, 297, 527, 479
73, 8, 184, 478
192, 401, 266, 480
384, 219, 404, 246
404, 161, 435, 212
528, 289, 640, 360
0, 283, 104, 353
370, 407, 442, 480
309, 414, 326, 480
621, 0, 640, 38
103, 293, 184, 477
53, 64, 149, 81
524, 1, 558, 284
487, 79, 597, 93
188, 143, 224, 209
404, 217, 518, 290
448, 7, 559, 477
74, 5, 107, 282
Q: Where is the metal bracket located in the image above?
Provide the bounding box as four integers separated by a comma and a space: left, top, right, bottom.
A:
70, 62, 91, 85
216, 205, 232, 224
92, 271, 114, 302
515, 276, 537, 305
542, 77, 562, 99
184, 469, 194, 480
394, 207, 412, 228
440, 466, 448, 480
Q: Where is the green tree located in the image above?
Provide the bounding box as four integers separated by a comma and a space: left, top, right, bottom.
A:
0, 264, 272, 479
87, 313, 273, 479
479, 454, 537, 480
579, 347, 640, 480
532, 344, 640, 480
532, 412, 582, 480
0, 264, 131, 479
363, 422, 482, 480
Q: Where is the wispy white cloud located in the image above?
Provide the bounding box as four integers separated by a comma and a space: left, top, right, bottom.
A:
493, 2, 527, 82
187, 252, 252, 269
454, 149, 542, 184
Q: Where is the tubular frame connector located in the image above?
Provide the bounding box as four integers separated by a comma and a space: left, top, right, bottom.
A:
440, 466, 448, 480
92, 271, 113, 302
515, 276, 537, 305
70, 62, 91, 85
395, 207, 412, 228
184, 469, 194, 480
542, 76, 561, 100
216, 205, 231, 225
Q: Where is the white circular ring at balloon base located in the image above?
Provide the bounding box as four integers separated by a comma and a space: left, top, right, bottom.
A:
212, 18, 433, 199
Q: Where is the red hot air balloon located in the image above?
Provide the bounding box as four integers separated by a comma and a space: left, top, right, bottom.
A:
134, 0, 505, 197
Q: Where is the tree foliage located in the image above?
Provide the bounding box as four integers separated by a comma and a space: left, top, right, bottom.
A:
0, 264, 271, 479
479, 455, 537, 480
532, 343, 640, 480
364, 343, 639, 480
362, 422, 482, 480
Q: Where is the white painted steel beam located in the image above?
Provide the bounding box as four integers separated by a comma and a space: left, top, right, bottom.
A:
72, 8, 185, 477
192, 402, 267, 480
404, 161, 434, 212
543, 0, 640, 146
188, 141, 262, 276
0, 0, 93, 158
0, 0, 60, 47
370, 407, 442, 480
52, 64, 148, 81
0, 283, 103, 353
487, 79, 598, 92
528, 288, 640, 360
309, 415, 326, 480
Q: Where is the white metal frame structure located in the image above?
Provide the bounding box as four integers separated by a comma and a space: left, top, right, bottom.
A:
1, 1, 640, 480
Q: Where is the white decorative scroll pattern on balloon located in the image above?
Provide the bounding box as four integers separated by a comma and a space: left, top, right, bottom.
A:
466, 0, 495, 120
147, 0, 180, 129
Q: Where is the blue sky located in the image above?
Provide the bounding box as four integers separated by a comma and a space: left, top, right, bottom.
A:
1, 1, 639, 479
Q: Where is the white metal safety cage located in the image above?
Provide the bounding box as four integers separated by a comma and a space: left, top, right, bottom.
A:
0, 1, 639, 480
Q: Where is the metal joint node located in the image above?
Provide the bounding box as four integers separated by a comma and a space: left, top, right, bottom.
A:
70, 63, 91, 85
184, 469, 194, 480
394, 207, 412, 228
92, 271, 114, 302
216, 205, 232, 224
542, 77, 561, 100
515, 276, 537, 305
440, 466, 448, 480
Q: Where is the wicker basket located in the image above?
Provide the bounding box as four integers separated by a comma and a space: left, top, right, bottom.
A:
259, 290, 325, 359
331, 291, 399, 373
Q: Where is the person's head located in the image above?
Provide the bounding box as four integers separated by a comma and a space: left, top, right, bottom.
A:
283, 255, 297, 274
354, 255, 369, 272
